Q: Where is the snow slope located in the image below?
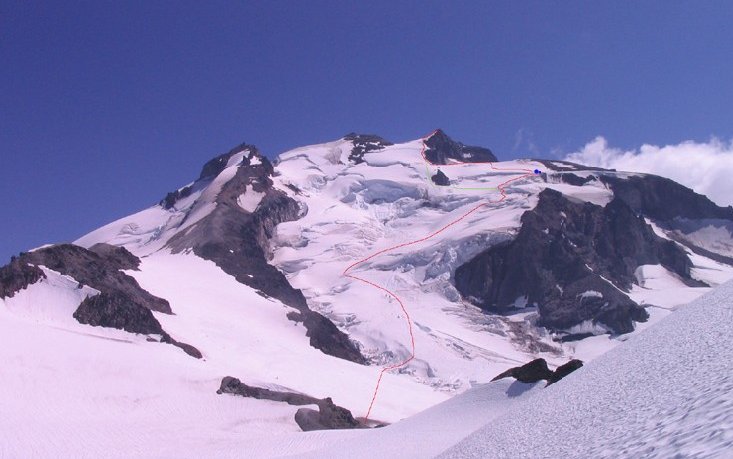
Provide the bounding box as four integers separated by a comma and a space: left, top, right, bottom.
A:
130, 252, 445, 423
290, 379, 544, 459
4, 279, 729, 458
440, 279, 733, 459
4, 131, 733, 457
179, 279, 733, 458
0, 251, 445, 457
273, 139, 601, 390
270, 134, 733, 406
0, 283, 313, 459
71, 133, 733, 420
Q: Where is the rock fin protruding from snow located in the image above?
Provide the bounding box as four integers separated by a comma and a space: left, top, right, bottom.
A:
424, 129, 498, 165
217, 376, 364, 431
491, 358, 583, 385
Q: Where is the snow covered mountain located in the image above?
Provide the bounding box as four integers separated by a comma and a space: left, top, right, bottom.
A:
2, 129, 733, 456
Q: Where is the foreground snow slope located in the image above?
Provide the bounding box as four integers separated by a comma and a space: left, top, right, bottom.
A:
0, 251, 448, 455
4, 280, 728, 458
288, 379, 544, 459
440, 279, 733, 458
118, 379, 544, 459
199, 279, 733, 458
0, 280, 309, 459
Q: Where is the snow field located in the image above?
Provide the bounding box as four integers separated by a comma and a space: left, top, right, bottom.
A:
8, 131, 726, 457
440, 280, 733, 458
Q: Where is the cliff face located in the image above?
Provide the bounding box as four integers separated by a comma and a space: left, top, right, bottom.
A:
599, 174, 733, 222
454, 188, 700, 335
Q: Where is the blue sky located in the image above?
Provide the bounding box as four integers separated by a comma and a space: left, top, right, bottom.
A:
2, 1, 733, 262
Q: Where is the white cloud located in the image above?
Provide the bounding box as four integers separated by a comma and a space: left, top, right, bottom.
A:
513, 128, 539, 155
564, 136, 733, 207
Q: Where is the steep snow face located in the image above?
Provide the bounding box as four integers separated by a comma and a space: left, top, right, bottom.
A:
671, 218, 733, 257
440, 279, 733, 459
237, 185, 265, 212
74, 205, 180, 256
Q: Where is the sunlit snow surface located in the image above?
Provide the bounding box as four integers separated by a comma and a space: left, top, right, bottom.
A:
270, 138, 732, 398
1, 134, 727, 456
440, 280, 733, 459
0, 269, 312, 458
0, 252, 444, 458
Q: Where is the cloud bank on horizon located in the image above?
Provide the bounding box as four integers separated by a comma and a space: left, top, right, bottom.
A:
564, 136, 733, 207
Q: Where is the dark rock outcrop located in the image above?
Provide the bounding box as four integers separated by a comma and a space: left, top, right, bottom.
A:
547, 359, 584, 385
491, 358, 553, 383
455, 189, 699, 334
423, 129, 497, 165
167, 145, 366, 364
88, 243, 141, 270
559, 332, 595, 343
599, 174, 733, 265
217, 376, 318, 404
73, 292, 201, 357
0, 244, 201, 358
5, 244, 170, 313
0, 258, 45, 298
492, 358, 583, 385
600, 174, 733, 222
294, 399, 361, 431
159, 335, 203, 359
197, 142, 260, 180
344, 133, 393, 164
217, 376, 362, 431
559, 173, 597, 186
74, 291, 164, 335
160, 185, 193, 210
431, 169, 451, 186
291, 309, 366, 364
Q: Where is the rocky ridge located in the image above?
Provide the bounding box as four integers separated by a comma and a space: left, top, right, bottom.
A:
0, 243, 201, 357
423, 129, 498, 165
164, 144, 366, 364
455, 188, 701, 335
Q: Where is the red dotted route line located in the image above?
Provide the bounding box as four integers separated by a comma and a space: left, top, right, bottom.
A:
342, 129, 535, 420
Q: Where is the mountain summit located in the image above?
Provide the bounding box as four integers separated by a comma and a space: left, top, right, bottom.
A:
423, 129, 499, 164
2, 131, 733, 453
